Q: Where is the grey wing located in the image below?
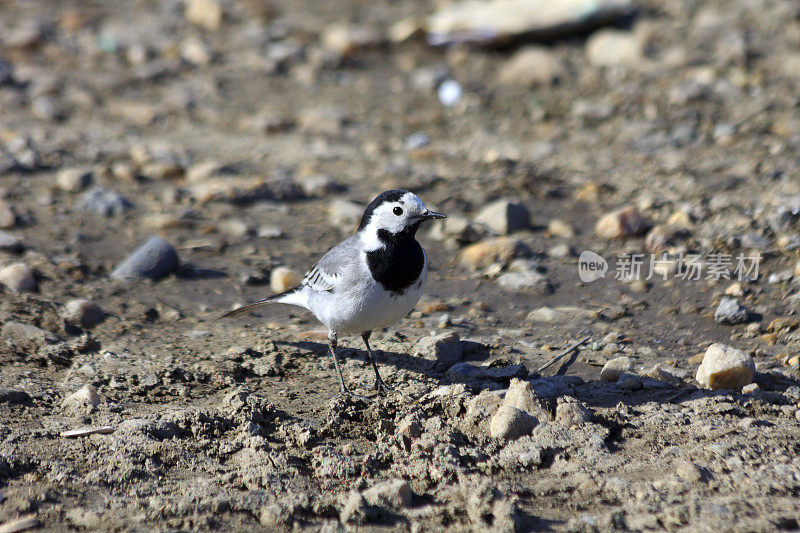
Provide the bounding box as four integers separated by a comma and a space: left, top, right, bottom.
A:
301, 235, 361, 292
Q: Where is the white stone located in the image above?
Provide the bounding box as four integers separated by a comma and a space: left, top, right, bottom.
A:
496, 270, 551, 294
475, 199, 530, 234
56, 168, 93, 192
0, 262, 36, 293
600, 356, 633, 382
185, 0, 222, 30
498, 46, 564, 86
62, 385, 101, 409
695, 343, 755, 391
586, 29, 642, 67
547, 219, 574, 238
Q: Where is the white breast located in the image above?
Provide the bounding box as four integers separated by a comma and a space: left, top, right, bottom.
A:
309, 250, 428, 334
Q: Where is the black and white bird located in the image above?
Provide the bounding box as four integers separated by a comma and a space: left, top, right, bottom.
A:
221, 190, 446, 397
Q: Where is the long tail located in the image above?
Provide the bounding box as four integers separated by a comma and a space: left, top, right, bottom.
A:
218, 286, 305, 319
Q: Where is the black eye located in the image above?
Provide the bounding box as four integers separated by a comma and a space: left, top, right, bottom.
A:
393, 206, 403, 216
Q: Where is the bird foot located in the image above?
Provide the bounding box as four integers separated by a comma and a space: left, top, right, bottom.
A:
339, 386, 374, 402
374, 379, 403, 398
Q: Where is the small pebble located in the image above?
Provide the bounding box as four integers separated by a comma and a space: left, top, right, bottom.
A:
475, 199, 530, 234
714, 297, 750, 325
417, 331, 462, 369
62, 385, 101, 409
459, 237, 531, 270
63, 299, 105, 328
0, 200, 17, 228
111, 236, 179, 281
600, 356, 633, 382
0, 231, 23, 252
185, 0, 223, 30
0, 262, 36, 292
595, 206, 651, 239
270, 266, 301, 293
438, 80, 463, 107
56, 168, 93, 192
77, 187, 132, 217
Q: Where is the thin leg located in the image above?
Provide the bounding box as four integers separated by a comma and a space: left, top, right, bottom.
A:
329, 332, 369, 401
362, 331, 395, 394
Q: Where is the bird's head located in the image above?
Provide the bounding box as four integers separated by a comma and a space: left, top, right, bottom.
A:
357, 190, 446, 245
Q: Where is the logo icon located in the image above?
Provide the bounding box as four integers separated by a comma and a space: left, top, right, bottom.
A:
578, 251, 608, 282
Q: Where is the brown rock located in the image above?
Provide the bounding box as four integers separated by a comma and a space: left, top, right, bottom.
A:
459, 237, 531, 269
595, 206, 651, 239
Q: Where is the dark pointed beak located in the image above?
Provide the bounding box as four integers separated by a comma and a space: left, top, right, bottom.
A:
417, 210, 447, 221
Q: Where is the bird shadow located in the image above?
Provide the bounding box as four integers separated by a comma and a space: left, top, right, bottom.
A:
274, 339, 438, 378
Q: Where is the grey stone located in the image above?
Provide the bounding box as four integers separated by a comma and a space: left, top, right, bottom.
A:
714, 297, 750, 325
111, 236, 179, 281
482, 364, 528, 381
77, 187, 132, 216
429, 214, 490, 246
446, 362, 482, 382
0, 231, 23, 252
1, 321, 61, 351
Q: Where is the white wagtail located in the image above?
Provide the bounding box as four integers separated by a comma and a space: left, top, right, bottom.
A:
222, 190, 446, 397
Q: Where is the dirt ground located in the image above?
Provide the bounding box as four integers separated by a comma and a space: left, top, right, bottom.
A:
2, 0, 800, 531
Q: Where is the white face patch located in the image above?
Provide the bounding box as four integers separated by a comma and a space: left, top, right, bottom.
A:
359, 192, 428, 250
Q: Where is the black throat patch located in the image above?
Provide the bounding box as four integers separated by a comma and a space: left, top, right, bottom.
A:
366, 224, 425, 294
